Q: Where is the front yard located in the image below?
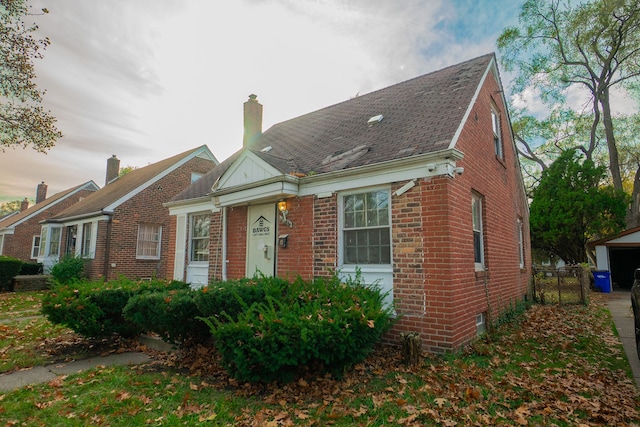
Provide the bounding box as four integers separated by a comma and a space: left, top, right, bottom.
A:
0, 290, 639, 426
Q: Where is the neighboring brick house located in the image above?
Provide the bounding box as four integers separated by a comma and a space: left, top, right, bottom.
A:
40, 145, 218, 280
166, 54, 531, 353
0, 181, 99, 261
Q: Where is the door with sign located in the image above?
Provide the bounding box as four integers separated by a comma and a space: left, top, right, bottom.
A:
246, 204, 276, 277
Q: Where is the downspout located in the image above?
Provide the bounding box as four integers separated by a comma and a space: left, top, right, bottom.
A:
222, 206, 227, 281
103, 216, 113, 280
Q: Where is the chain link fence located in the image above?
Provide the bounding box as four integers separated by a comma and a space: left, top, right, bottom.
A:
532, 265, 591, 305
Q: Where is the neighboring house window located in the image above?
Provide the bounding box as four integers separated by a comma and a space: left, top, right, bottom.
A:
31, 236, 41, 259
48, 227, 62, 257
190, 214, 210, 262
136, 223, 162, 259
66, 225, 77, 255
517, 218, 525, 268
343, 189, 391, 264
491, 107, 503, 158
82, 223, 92, 258
0, 235, 4, 255
472, 193, 484, 270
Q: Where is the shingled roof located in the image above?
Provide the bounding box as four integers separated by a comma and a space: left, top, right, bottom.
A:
170, 53, 495, 203
49, 145, 215, 221
0, 181, 99, 230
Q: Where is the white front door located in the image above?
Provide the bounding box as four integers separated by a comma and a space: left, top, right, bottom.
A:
246, 204, 276, 277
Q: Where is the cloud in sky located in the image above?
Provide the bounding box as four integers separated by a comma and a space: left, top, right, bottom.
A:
1, 0, 521, 202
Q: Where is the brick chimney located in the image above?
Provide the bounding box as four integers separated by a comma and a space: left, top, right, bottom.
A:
105, 155, 120, 185
20, 198, 29, 212
36, 181, 47, 204
243, 94, 263, 147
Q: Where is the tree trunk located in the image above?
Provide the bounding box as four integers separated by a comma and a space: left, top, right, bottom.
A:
599, 88, 623, 191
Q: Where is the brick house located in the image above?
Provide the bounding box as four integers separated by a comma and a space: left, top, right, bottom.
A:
0, 181, 99, 261
40, 145, 218, 280
166, 54, 531, 352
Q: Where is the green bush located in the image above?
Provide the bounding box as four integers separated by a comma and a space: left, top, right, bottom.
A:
124, 289, 207, 344
18, 262, 43, 275
41, 278, 190, 338
200, 275, 394, 383
0, 256, 23, 291
50, 255, 86, 284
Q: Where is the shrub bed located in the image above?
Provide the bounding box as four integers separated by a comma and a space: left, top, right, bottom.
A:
42, 278, 189, 338
200, 275, 394, 383
0, 256, 23, 291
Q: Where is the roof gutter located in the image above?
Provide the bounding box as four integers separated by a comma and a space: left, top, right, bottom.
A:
41, 210, 114, 224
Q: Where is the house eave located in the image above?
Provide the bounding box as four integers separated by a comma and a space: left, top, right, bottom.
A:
42, 211, 113, 224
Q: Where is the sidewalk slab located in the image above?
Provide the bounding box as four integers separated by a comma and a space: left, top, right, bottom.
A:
0, 367, 57, 392
606, 290, 640, 388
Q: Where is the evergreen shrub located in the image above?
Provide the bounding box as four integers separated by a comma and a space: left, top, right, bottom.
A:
0, 256, 23, 291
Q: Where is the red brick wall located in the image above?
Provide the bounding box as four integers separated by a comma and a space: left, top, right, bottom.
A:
225, 205, 248, 279
312, 194, 338, 278
1, 189, 96, 262
98, 156, 215, 281
276, 196, 314, 281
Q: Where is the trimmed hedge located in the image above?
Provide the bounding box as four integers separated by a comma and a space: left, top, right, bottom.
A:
42, 278, 190, 338
18, 262, 43, 275
200, 275, 394, 383
0, 256, 23, 291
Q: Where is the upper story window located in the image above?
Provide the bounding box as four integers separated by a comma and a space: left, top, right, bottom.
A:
491, 107, 503, 159
342, 189, 391, 265
190, 214, 210, 262
517, 217, 525, 268
136, 223, 162, 260
472, 193, 485, 270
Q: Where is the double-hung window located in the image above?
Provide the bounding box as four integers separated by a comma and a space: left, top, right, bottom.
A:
190, 214, 210, 262
31, 236, 41, 259
517, 218, 525, 268
136, 223, 162, 260
343, 190, 391, 265
82, 223, 93, 258
472, 193, 484, 270
491, 107, 503, 158
48, 227, 62, 257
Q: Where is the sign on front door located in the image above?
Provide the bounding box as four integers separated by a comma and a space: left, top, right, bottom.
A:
246, 204, 276, 276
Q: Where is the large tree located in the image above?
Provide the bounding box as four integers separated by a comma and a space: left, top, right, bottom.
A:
530, 150, 628, 264
498, 0, 640, 226
1, 0, 61, 152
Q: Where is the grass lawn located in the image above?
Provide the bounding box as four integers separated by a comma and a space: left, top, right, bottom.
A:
0, 290, 639, 426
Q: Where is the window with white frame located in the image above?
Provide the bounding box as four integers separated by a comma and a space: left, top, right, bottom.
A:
38, 227, 48, 257
517, 218, 525, 268
48, 226, 62, 257
491, 106, 503, 158
31, 235, 41, 259
472, 193, 484, 270
190, 214, 210, 262
82, 223, 93, 257
136, 223, 162, 260
343, 189, 391, 264
0, 235, 4, 255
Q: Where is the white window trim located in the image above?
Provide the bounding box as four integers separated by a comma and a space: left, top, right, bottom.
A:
31, 235, 41, 259
491, 106, 503, 159
0, 234, 4, 256
189, 213, 210, 264
517, 218, 525, 268
47, 226, 62, 258
339, 186, 392, 268
472, 193, 485, 271
136, 223, 162, 260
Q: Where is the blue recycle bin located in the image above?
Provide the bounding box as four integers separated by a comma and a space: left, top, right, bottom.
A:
592, 271, 612, 293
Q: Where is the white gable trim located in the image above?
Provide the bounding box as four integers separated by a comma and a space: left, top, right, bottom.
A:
448, 58, 494, 150
0, 181, 99, 231
103, 146, 215, 213
215, 150, 281, 192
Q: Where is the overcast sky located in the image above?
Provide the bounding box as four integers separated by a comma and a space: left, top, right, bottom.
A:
1, 0, 526, 202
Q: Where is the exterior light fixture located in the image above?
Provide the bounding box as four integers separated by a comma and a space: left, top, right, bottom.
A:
278, 200, 293, 228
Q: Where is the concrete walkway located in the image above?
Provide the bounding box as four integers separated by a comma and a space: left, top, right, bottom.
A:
0, 352, 151, 392
606, 290, 640, 388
